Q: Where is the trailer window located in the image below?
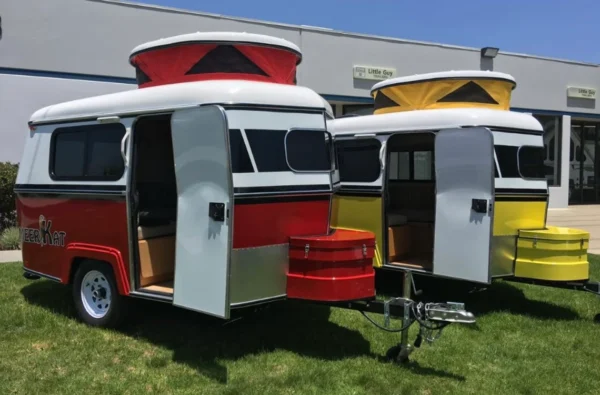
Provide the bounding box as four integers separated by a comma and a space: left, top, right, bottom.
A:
245, 129, 288, 172
336, 139, 381, 182
51, 123, 126, 181
285, 129, 331, 172
495, 145, 520, 178
229, 129, 254, 173
518, 146, 546, 179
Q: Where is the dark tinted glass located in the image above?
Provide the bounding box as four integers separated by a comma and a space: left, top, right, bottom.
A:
245, 129, 288, 172
336, 139, 381, 182
519, 146, 546, 179
53, 131, 86, 177
495, 145, 519, 178
229, 129, 254, 173
52, 124, 125, 180
86, 129, 125, 177
285, 130, 331, 171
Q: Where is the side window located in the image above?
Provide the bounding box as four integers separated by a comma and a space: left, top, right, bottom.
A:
285, 129, 331, 172
336, 139, 381, 182
51, 123, 126, 181
229, 129, 254, 173
245, 129, 288, 172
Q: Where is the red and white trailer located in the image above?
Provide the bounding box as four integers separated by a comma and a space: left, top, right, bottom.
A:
15, 32, 473, 362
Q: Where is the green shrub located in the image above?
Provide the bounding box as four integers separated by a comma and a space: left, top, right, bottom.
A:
0, 227, 20, 251
0, 162, 18, 230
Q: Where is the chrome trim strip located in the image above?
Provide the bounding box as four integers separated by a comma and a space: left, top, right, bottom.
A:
30, 103, 326, 126
230, 294, 287, 308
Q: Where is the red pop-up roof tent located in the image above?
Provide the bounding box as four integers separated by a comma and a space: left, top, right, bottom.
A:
129, 32, 302, 88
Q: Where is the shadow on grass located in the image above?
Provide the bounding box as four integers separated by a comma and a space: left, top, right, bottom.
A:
20, 280, 466, 383
376, 271, 581, 322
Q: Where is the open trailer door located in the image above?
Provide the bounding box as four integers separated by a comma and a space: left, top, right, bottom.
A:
171, 105, 233, 318
433, 127, 494, 284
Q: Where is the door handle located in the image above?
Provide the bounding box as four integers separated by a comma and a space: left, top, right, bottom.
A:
208, 202, 226, 222
471, 199, 488, 214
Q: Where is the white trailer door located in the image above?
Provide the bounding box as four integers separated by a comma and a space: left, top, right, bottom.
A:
171, 106, 233, 318
433, 128, 494, 284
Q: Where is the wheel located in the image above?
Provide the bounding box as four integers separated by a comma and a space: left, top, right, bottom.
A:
72, 260, 126, 328
385, 345, 411, 364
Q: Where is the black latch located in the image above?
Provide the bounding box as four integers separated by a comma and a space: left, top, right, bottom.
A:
208, 202, 225, 222
471, 199, 487, 214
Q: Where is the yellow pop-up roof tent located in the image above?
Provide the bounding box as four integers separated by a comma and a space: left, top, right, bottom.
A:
370, 70, 516, 114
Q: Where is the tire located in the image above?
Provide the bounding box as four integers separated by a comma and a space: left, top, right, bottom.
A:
72, 260, 127, 328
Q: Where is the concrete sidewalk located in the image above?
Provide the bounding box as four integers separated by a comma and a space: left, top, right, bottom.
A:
547, 205, 600, 254
0, 250, 22, 263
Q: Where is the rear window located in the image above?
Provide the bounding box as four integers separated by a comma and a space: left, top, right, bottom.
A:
518, 146, 546, 179
336, 139, 381, 182
285, 129, 331, 172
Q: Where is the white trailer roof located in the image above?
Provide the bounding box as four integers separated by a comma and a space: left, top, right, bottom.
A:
329, 108, 543, 136
371, 70, 517, 93
130, 31, 302, 60
30, 80, 327, 124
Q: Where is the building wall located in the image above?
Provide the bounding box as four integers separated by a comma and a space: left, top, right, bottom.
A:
1, 0, 599, 209
0, 74, 134, 163
2, 0, 598, 115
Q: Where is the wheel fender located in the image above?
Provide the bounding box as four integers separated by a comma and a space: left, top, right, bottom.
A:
63, 243, 130, 295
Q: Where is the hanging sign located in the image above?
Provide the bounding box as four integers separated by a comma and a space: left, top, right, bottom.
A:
567, 86, 596, 100
353, 65, 397, 81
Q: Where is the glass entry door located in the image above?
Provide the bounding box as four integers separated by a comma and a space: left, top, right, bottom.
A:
569, 122, 600, 204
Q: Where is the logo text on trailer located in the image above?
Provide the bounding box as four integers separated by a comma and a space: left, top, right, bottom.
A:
20, 215, 66, 247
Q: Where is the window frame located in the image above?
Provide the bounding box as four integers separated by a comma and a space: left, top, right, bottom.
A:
49, 123, 127, 182
335, 137, 382, 183
517, 145, 547, 181
284, 128, 334, 173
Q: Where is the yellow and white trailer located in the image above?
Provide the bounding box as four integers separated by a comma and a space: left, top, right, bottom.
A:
328, 70, 598, 298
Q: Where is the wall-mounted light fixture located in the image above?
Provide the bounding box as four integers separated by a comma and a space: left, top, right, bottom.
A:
480, 47, 499, 59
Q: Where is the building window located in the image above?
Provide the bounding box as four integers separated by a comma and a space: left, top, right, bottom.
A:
336, 139, 381, 182
51, 124, 126, 181
413, 151, 433, 180
389, 151, 434, 181
534, 114, 562, 186
342, 104, 373, 117
389, 152, 410, 180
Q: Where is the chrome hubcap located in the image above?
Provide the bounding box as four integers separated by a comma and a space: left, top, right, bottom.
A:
81, 270, 112, 319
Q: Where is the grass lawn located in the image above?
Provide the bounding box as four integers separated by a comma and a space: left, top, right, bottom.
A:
1, 259, 600, 395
